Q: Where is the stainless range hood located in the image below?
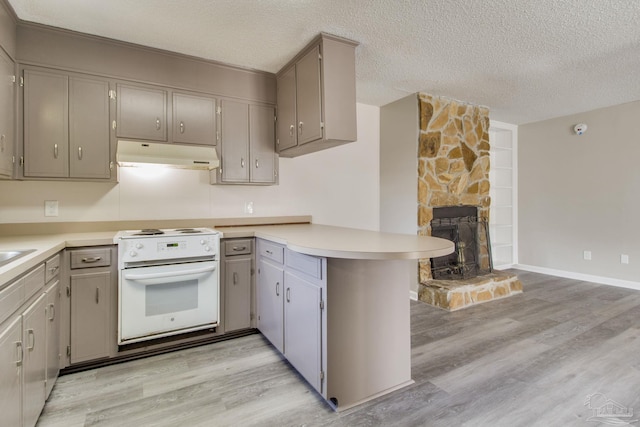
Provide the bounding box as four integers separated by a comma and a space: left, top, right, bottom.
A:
116, 140, 220, 170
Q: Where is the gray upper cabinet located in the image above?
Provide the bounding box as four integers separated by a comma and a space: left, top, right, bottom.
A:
215, 99, 277, 185
69, 76, 111, 179
23, 69, 69, 178
116, 83, 167, 142
276, 33, 358, 158
173, 92, 217, 145
249, 104, 276, 184
0, 49, 15, 178
22, 67, 112, 180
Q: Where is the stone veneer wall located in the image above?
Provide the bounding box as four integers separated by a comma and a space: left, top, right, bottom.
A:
417, 93, 491, 283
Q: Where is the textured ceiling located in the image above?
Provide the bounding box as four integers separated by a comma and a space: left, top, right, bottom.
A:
6, 0, 640, 124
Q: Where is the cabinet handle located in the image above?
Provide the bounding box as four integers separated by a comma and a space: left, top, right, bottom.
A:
53, 144, 59, 159
240, 157, 245, 168
0, 134, 4, 152
179, 121, 185, 134
233, 272, 238, 285
232, 246, 246, 251
96, 287, 100, 304
15, 342, 22, 366
27, 329, 35, 350
265, 250, 273, 255
255, 159, 259, 168
82, 256, 102, 263
276, 282, 280, 296
48, 303, 55, 321
156, 118, 161, 130
298, 121, 303, 135
78, 146, 83, 160
289, 125, 294, 137
286, 287, 291, 303
49, 265, 59, 274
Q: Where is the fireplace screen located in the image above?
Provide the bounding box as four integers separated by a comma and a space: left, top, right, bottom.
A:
430, 206, 492, 280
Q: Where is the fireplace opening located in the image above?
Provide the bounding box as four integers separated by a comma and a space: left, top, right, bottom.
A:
430, 206, 492, 280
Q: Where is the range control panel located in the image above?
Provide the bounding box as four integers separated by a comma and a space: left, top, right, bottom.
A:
119, 234, 219, 265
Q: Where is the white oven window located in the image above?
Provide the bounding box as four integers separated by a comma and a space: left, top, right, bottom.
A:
119, 260, 218, 344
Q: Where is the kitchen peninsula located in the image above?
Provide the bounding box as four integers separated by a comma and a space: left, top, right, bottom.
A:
0, 219, 453, 418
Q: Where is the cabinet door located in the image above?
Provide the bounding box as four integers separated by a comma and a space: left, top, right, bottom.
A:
276, 65, 297, 151
45, 280, 60, 399
70, 271, 111, 364
69, 76, 111, 179
220, 99, 249, 183
0, 50, 14, 177
23, 69, 69, 178
0, 316, 22, 427
116, 83, 167, 141
284, 271, 322, 392
173, 93, 217, 145
257, 259, 284, 352
295, 45, 323, 145
224, 257, 252, 332
249, 104, 276, 183
22, 293, 47, 427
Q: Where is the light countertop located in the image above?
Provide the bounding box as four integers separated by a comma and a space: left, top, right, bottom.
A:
1, 224, 454, 287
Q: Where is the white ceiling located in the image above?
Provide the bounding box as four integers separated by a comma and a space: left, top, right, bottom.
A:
6, 0, 640, 124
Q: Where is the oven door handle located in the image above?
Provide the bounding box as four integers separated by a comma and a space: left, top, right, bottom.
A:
123, 265, 216, 283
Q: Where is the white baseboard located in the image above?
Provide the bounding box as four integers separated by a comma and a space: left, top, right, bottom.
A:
409, 290, 418, 301
514, 264, 640, 291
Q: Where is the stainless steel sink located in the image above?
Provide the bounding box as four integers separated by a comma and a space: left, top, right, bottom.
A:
0, 249, 37, 268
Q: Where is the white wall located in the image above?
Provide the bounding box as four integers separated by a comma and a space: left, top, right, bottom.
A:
518, 101, 640, 285
0, 103, 380, 231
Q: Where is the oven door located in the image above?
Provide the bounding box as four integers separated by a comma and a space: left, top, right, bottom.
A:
119, 260, 218, 344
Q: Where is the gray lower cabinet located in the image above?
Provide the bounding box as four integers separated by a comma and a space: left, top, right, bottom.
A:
22, 67, 112, 179
215, 99, 277, 185
222, 239, 253, 332
0, 48, 15, 178
276, 33, 358, 158
116, 83, 167, 142
0, 316, 22, 427
173, 92, 217, 145
44, 279, 60, 399
22, 292, 47, 427
70, 270, 112, 364
256, 239, 326, 394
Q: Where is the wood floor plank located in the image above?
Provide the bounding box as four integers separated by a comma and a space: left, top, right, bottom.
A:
37, 271, 640, 426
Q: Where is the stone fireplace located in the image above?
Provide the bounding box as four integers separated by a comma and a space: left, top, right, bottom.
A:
417, 93, 522, 311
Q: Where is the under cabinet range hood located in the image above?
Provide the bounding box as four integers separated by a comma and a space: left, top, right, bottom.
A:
116, 140, 220, 170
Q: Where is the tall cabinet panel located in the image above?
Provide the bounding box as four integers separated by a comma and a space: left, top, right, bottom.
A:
224, 257, 252, 332
295, 45, 323, 145
276, 65, 296, 151
69, 76, 111, 179
257, 258, 284, 353
0, 316, 22, 427
0, 49, 14, 178
44, 280, 60, 399
220, 99, 249, 183
22, 293, 47, 427
23, 69, 69, 178
249, 104, 276, 184
173, 92, 217, 145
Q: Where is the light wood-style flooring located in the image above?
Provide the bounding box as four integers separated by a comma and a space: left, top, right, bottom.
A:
37, 270, 640, 426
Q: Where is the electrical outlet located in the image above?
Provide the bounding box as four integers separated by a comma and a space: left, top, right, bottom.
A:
44, 200, 59, 217
583, 250, 592, 261
244, 201, 254, 215
621, 254, 629, 264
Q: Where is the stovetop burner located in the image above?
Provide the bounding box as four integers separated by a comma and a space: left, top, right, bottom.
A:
133, 229, 165, 236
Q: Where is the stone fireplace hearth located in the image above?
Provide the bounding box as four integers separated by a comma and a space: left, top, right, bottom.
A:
417, 93, 522, 311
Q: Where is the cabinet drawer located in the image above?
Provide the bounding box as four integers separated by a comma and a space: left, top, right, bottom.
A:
0, 279, 24, 325
23, 264, 45, 301
258, 240, 284, 264
286, 250, 323, 280
224, 239, 252, 256
70, 248, 111, 269
45, 253, 61, 283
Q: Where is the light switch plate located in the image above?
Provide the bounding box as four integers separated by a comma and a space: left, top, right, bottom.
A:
244, 201, 254, 214
44, 200, 59, 217
621, 254, 629, 264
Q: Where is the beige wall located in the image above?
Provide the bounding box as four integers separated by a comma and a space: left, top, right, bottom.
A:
0, 103, 381, 231
519, 101, 640, 283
